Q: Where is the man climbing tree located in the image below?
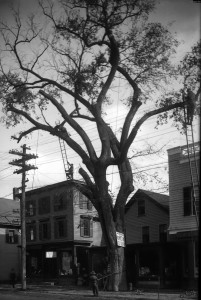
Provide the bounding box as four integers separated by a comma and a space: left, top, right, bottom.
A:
185, 88, 196, 125
0, 0, 200, 291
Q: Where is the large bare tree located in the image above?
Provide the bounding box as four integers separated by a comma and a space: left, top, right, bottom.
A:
0, 0, 200, 290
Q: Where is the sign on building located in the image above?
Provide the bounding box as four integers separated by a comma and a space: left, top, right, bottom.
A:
116, 231, 125, 247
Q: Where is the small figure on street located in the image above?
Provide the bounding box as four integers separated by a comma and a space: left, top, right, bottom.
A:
10, 268, 16, 288
90, 270, 99, 297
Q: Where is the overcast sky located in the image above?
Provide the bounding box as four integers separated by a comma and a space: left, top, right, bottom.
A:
0, 0, 200, 199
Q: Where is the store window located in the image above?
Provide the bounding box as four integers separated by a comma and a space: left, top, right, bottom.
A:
60, 252, 72, 276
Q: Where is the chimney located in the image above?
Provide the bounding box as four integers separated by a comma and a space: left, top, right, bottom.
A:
13, 187, 20, 201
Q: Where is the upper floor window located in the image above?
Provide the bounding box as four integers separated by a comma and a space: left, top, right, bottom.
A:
159, 224, 167, 242
26, 200, 36, 216
80, 216, 93, 238
26, 222, 36, 242
138, 199, 145, 216
38, 196, 50, 215
183, 187, 195, 216
142, 226, 149, 243
79, 192, 92, 210
39, 219, 51, 240
5, 229, 18, 244
54, 217, 67, 239
53, 191, 67, 212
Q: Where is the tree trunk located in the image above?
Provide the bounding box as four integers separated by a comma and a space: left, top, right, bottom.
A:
93, 166, 127, 291
110, 246, 125, 291
98, 204, 125, 291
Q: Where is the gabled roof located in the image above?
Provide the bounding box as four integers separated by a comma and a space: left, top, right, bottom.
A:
0, 198, 20, 228
125, 189, 169, 213
18, 179, 85, 197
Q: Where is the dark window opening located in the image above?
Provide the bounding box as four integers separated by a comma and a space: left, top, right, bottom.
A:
138, 199, 145, 216
142, 226, 149, 243
159, 224, 167, 242
54, 192, 67, 211
38, 196, 50, 215
54, 217, 67, 239
39, 220, 51, 240
183, 187, 195, 216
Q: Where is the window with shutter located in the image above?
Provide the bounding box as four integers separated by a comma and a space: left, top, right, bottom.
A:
80, 216, 93, 237
26, 200, 36, 216
80, 218, 84, 237
5, 229, 18, 244
90, 219, 93, 237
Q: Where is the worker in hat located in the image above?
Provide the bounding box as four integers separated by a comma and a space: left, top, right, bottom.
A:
90, 271, 99, 297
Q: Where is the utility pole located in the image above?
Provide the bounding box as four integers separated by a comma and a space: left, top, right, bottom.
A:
9, 144, 38, 291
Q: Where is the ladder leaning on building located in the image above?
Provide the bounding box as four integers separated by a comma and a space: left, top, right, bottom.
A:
183, 89, 200, 227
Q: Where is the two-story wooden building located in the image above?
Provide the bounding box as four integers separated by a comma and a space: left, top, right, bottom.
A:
167, 142, 199, 289
24, 180, 103, 283
125, 189, 181, 288
0, 197, 20, 282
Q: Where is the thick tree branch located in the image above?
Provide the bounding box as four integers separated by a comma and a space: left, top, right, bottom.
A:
39, 90, 98, 162
120, 102, 185, 160
7, 105, 94, 173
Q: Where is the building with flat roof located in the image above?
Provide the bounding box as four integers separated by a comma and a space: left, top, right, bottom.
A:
167, 142, 199, 288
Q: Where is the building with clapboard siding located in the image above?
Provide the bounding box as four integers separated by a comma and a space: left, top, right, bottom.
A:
125, 189, 182, 288
0, 197, 20, 282
19, 180, 103, 284
167, 142, 199, 289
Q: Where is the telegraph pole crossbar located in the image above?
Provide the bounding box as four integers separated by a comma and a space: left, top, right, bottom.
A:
9, 144, 38, 291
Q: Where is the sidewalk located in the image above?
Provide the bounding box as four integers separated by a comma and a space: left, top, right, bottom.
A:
0, 283, 198, 300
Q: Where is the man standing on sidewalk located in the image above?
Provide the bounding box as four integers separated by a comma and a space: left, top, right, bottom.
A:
90, 271, 99, 297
